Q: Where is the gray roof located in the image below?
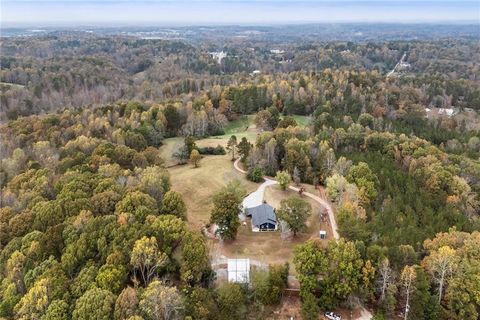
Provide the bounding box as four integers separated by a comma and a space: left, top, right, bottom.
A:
247, 204, 277, 226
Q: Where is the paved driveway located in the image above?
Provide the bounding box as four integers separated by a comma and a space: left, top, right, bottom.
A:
242, 178, 278, 209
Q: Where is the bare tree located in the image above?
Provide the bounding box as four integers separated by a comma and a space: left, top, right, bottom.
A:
422, 245, 458, 303
400, 266, 416, 320
377, 258, 393, 303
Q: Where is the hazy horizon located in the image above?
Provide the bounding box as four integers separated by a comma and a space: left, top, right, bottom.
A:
2, 0, 479, 27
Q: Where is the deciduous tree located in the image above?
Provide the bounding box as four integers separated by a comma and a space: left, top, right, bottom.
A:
209, 183, 244, 240
226, 135, 237, 161
189, 150, 201, 168
114, 287, 139, 320
139, 280, 182, 320
422, 245, 457, 303
72, 288, 115, 320
180, 232, 211, 286
130, 236, 168, 285
161, 191, 187, 219
275, 170, 291, 191
277, 196, 311, 236
237, 137, 252, 162
400, 266, 416, 320
216, 283, 246, 320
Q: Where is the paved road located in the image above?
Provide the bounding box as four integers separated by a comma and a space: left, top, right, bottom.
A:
234, 158, 339, 240
387, 52, 406, 78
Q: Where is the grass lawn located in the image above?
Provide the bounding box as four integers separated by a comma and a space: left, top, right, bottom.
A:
211, 115, 259, 142
158, 137, 183, 167
223, 115, 254, 135
291, 115, 311, 127
167, 153, 258, 230
160, 115, 258, 166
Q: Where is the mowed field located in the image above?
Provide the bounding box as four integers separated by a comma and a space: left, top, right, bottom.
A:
160, 116, 260, 228
167, 153, 258, 230
159, 115, 259, 166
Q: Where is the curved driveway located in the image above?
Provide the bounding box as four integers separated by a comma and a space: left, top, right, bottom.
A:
234, 158, 339, 240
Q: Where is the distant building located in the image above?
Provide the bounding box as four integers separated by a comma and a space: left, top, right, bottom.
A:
270, 49, 285, 54
251, 70, 261, 76
425, 107, 458, 118
227, 259, 250, 283
438, 108, 456, 117
245, 204, 278, 232
209, 51, 227, 64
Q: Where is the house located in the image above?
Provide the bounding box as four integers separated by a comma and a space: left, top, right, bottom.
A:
209, 51, 227, 64
245, 203, 278, 232
227, 259, 250, 283
270, 49, 285, 54
437, 108, 457, 117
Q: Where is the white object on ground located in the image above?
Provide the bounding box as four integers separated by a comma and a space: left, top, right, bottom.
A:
227, 258, 250, 283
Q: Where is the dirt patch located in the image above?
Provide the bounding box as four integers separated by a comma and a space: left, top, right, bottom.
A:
266, 297, 371, 320
266, 295, 302, 320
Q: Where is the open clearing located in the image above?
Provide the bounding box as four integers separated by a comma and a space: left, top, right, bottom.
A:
0, 81, 26, 89
158, 115, 369, 318
214, 184, 333, 274
291, 114, 311, 127
160, 114, 310, 167
159, 115, 259, 166
167, 153, 258, 230
162, 114, 332, 272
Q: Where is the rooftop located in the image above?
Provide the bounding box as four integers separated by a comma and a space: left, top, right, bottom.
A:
247, 203, 277, 226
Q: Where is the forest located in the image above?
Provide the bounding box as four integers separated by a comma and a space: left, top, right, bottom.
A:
0, 26, 479, 320
1, 31, 479, 120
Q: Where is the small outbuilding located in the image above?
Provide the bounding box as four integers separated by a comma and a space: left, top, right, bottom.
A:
319, 230, 327, 239
245, 204, 278, 232
227, 258, 250, 283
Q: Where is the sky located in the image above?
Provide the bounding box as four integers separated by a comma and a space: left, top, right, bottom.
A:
1, 0, 479, 26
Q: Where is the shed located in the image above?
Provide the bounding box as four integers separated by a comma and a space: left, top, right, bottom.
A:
227, 259, 250, 283
319, 230, 327, 239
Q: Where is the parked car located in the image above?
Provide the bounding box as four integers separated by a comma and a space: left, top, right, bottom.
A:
324, 311, 342, 320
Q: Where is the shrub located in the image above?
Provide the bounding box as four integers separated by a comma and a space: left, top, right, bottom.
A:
197, 145, 226, 155
247, 165, 264, 182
